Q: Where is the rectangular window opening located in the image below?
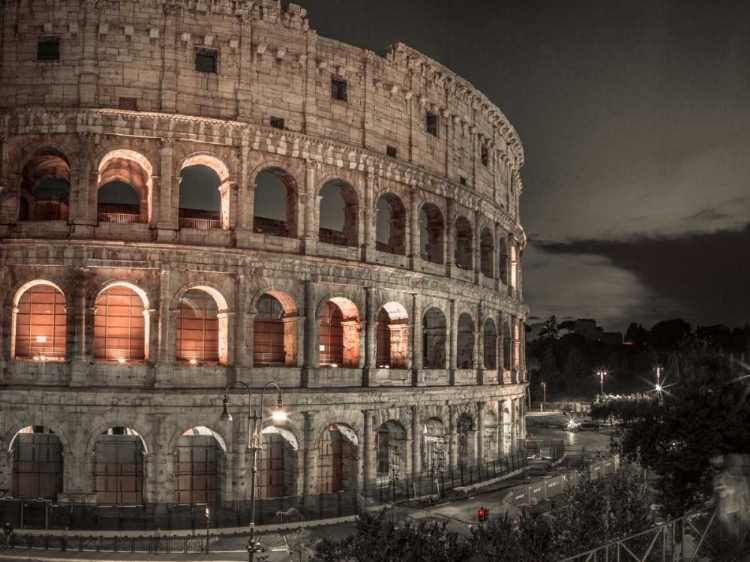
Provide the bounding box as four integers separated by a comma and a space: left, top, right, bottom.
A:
37, 36, 60, 61
119, 97, 138, 111
426, 111, 438, 137
331, 75, 348, 102
386, 145, 397, 158
270, 117, 285, 130
481, 145, 489, 167
195, 48, 218, 74
460, 176, 467, 186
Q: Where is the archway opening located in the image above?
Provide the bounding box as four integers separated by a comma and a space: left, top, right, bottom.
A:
457, 313, 475, 369
454, 216, 473, 270
422, 307, 446, 369
257, 426, 298, 499
319, 299, 360, 368
253, 169, 297, 238
375, 194, 406, 255
176, 289, 221, 365
254, 293, 298, 367
19, 149, 71, 221
97, 152, 152, 223
483, 318, 497, 370
457, 413, 476, 469
375, 421, 407, 485
419, 204, 444, 264
502, 323, 512, 371
484, 410, 499, 463
178, 164, 223, 230
422, 418, 446, 475
480, 227, 494, 278
13, 282, 66, 361
94, 285, 147, 362
93, 427, 146, 506
97, 182, 142, 224
318, 424, 358, 494
175, 427, 225, 504
9, 426, 63, 500
319, 180, 358, 247
376, 303, 409, 369
499, 238, 509, 287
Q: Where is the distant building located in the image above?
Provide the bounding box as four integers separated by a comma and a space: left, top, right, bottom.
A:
575, 319, 598, 341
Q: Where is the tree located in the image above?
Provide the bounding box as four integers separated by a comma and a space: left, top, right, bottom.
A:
648, 319, 691, 348
539, 316, 560, 342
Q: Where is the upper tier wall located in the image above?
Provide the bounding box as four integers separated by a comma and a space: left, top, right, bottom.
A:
0, 0, 524, 216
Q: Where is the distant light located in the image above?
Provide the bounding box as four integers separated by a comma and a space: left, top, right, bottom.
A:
655, 384, 662, 392
36, 335, 47, 343
33, 356, 40, 361
272, 409, 288, 423
117, 357, 126, 364
330, 363, 338, 368
320, 345, 325, 351
189, 359, 198, 366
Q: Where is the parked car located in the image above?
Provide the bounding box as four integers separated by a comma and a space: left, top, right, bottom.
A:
579, 421, 600, 431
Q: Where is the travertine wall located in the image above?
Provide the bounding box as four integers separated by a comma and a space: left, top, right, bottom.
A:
0, 0, 529, 509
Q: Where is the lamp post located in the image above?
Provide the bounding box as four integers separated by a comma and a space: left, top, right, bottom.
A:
596, 371, 606, 395
541, 382, 546, 412
220, 381, 287, 562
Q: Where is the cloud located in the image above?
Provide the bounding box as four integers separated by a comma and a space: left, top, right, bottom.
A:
531, 224, 750, 329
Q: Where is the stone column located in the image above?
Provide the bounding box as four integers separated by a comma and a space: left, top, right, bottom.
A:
71, 132, 93, 225
411, 406, 420, 479
234, 275, 251, 370
362, 172, 374, 262
362, 410, 372, 496
510, 400, 518, 452
448, 299, 457, 378
410, 293, 422, 383
157, 138, 176, 230
474, 208, 482, 284
156, 270, 174, 367
447, 405, 458, 472
0, 135, 13, 224
494, 223, 503, 292
69, 268, 90, 386
160, 3, 180, 112
236, 140, 252, 232
408, 187, 420, 270
446, 198, 455, 274
302, 159, 316, 254
302, 411, 318, 496
78, 1, 99, 106
476, 303, 484, 383
476, 402, 485, 467
302, 281, 319, 387
363, 288, 375, 384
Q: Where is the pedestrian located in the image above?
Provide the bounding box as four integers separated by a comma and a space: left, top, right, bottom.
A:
2, 522, 12, 548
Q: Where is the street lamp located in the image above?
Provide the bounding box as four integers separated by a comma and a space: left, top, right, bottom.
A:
220, 381, 287, 562
596, 371, 607, 395
541, 382, 546, 412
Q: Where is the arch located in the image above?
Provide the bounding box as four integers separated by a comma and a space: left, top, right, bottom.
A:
375, 192, 406, 255
375, 420, 408, 482
498, 237, 509, 286
318, 179, 358, 247
175, 286, 227, 365
93, 283, 149, 362
175, 426, 227, 504
319, 297, 360, 368
12, 280, 67, 361
253, 167, 298, 238
457, 313, 475, 369
96, 149, 153, 224
258, 425, 299, 499
19, 147, 71, 221
480, 227, 494, 278
422, 417, 446, 474
376, 302, 409, 369
8, 425, 64, 500
457, 413, 476, 468
502, 322, 512, 371
483, 318, 497, 370
92, 426, 146, 505
454, 216, 473, 270
178, 159, 227, 230
483, 409, 499, 463
254, 291, 299, 367
419, 202, 444, 264
318, 422, 359, 494
422, 307, 447, 369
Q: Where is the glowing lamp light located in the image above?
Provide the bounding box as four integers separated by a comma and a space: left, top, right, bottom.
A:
35, 335, 47, 343
272, 394, 287, 423
330, 363, 338, 368
33, 356, 40, 361
319, 345, 325, 351
189, 359, 198, 366
117, 357, 126, 364
655, 384, 662, 392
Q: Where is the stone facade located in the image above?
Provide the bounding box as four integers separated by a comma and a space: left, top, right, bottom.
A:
0, 0, 528, 509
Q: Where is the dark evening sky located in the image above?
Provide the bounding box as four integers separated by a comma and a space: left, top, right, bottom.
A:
299, 0, 750, 332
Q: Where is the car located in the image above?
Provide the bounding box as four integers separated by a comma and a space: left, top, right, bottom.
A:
579, 421, 600, 431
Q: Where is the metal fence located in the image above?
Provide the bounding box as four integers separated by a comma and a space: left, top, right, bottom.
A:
556, 505, 750, 562
368, 450, 530, 504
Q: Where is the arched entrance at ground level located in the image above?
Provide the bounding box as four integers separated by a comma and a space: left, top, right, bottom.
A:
317, 424, 358, 494
93, 427, 146, 505
457, 414, 476, 469
257, 426, 298, 499
483, 410, 498, 463
319, 298, 360, 368
174, 427, 226, 504
422, 418, 446, 474
375, 421, 407, 485
422, 308, 446, 369
9, 426, 63, 500
376, 303, 409, 368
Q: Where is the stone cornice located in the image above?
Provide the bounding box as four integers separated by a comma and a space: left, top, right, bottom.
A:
0, 107, 526, 243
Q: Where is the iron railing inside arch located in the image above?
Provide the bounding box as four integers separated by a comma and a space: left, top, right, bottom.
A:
556, 505, 750, 562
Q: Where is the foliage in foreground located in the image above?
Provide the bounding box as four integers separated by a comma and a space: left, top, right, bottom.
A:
312, 463, 654, 562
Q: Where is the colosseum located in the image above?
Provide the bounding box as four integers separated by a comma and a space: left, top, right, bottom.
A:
0, 0, 528, 526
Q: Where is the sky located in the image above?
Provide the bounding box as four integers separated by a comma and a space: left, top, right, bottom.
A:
298, 0, 750, 333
